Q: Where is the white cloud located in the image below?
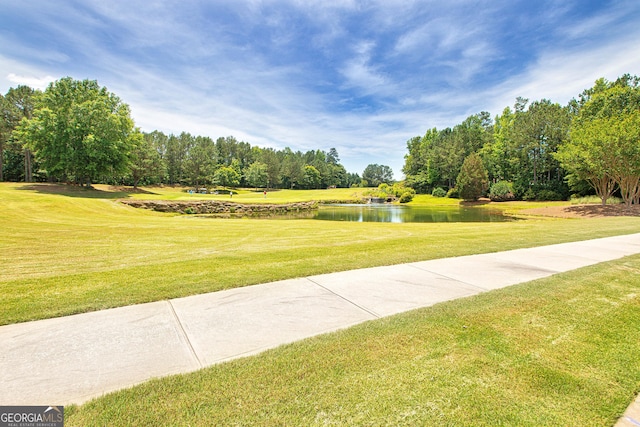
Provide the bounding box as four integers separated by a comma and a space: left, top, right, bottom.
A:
6, 73, 56, 90
340, 59, 387, 94
481, 28, 640, 116
0, 55, 62, 93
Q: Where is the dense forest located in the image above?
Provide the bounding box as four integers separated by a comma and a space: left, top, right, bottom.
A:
403, 74, 640, 204
125, 132, 360, 190
0, 78, 368, 190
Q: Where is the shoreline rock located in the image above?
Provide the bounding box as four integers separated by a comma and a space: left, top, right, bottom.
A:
120, 199, 319, 216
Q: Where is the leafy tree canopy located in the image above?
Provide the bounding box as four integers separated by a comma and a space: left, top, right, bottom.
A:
16, 77, 136, 186
557, 76, 640, 205
245, 161, 269, 189
362, 164, 394, 187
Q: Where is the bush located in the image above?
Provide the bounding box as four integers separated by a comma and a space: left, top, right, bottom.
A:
523, 188, 537, 201
536, 189, 564, 201
399, 191, 414, 203
378, 183, 391, 194
522, 187, 567, 201
431, 187, 447, 198
488, 181, 515, 202
446, 187, 459, 199
519, 181, 570, 201
391, 183, 416, 199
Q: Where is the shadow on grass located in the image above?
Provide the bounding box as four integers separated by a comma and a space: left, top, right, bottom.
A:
17, 183, 157, 199
460, 198, 491, 206
565, 204, 640, 217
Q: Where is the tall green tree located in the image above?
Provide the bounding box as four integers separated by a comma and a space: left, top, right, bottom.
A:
213, 166, 240, 188
345, 172, 361, 187
1, 86, 39, 181
165, 133, 191, 185
362, 164, 393, 187
323, 148, 347, 187
16, 78, 136, 186
0, 93, 8, 181
245, 161, 269, 189
456, 153, 488, 201
403, 113, 492, 192
557, 77, 640, 205
510, 99, 570, 189
129, 130, 165, 188
327, 163, 347, 188
327, 147, 340, 165
143, 130, 169, 181
185, 135, 216, 186
305, 150, 330, 187
302, 165, 321, 189
403, 130, 440, 192
280, 148, 304, 189
480, 107, 517, 182
402, 135, 424, 177
258, 148, 281, 188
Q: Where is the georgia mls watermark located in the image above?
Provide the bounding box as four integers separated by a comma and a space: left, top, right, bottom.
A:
0, 406, 63, 427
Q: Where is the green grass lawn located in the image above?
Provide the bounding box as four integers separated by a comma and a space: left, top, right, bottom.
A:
2, 182, 639, 425
65, 254, 640, 426
100, 184, 373, 203
1, 182, 640, 325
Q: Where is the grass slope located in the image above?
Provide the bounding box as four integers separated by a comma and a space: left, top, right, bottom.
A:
2, 183, 640, 325
66, 255, 640, 426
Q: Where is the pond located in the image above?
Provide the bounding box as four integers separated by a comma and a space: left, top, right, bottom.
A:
313, 204, 514, 223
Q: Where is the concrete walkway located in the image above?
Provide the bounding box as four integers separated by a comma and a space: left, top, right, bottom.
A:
1, 234, 639, 416
617, 394, 640, 427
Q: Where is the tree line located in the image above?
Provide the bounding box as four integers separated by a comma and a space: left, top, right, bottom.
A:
403, 74, 640, 204
130, 132, 362, 190
1, 77, 399, 190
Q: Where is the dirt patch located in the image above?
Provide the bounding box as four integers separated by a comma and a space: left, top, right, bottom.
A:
521, 204, 640, 218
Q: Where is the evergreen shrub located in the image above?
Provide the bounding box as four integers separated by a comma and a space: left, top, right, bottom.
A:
431, 187, 447, 198
489, 181, 515, 202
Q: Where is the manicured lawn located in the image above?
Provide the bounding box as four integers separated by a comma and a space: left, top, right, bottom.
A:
65, 254, 640, 426
1, 182, 640, 325
107, 184, 373, 203
3, 182, 639, 424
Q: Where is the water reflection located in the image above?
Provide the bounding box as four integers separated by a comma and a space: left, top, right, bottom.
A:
314, 204, 512, 223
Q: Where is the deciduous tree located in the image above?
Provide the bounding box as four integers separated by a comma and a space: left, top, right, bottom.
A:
302, 165, 321, 189
245, 161, 269, 189
1, 86, 39, 181
214, 166, 240, 188
557, 76, 640, 205
362, 164, 393, 187
129, 130, 165, 188
16, 78, 136, 186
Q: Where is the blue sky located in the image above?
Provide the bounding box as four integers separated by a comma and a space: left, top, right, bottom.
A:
1, 1, 639, 177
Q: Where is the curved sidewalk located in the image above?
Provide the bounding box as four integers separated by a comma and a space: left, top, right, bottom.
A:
1, 233, 639, 411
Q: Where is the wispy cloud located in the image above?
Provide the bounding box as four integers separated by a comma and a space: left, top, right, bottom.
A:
1, 0, 639, 177
481, 15, 640, 116
340, 41, 389, 94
